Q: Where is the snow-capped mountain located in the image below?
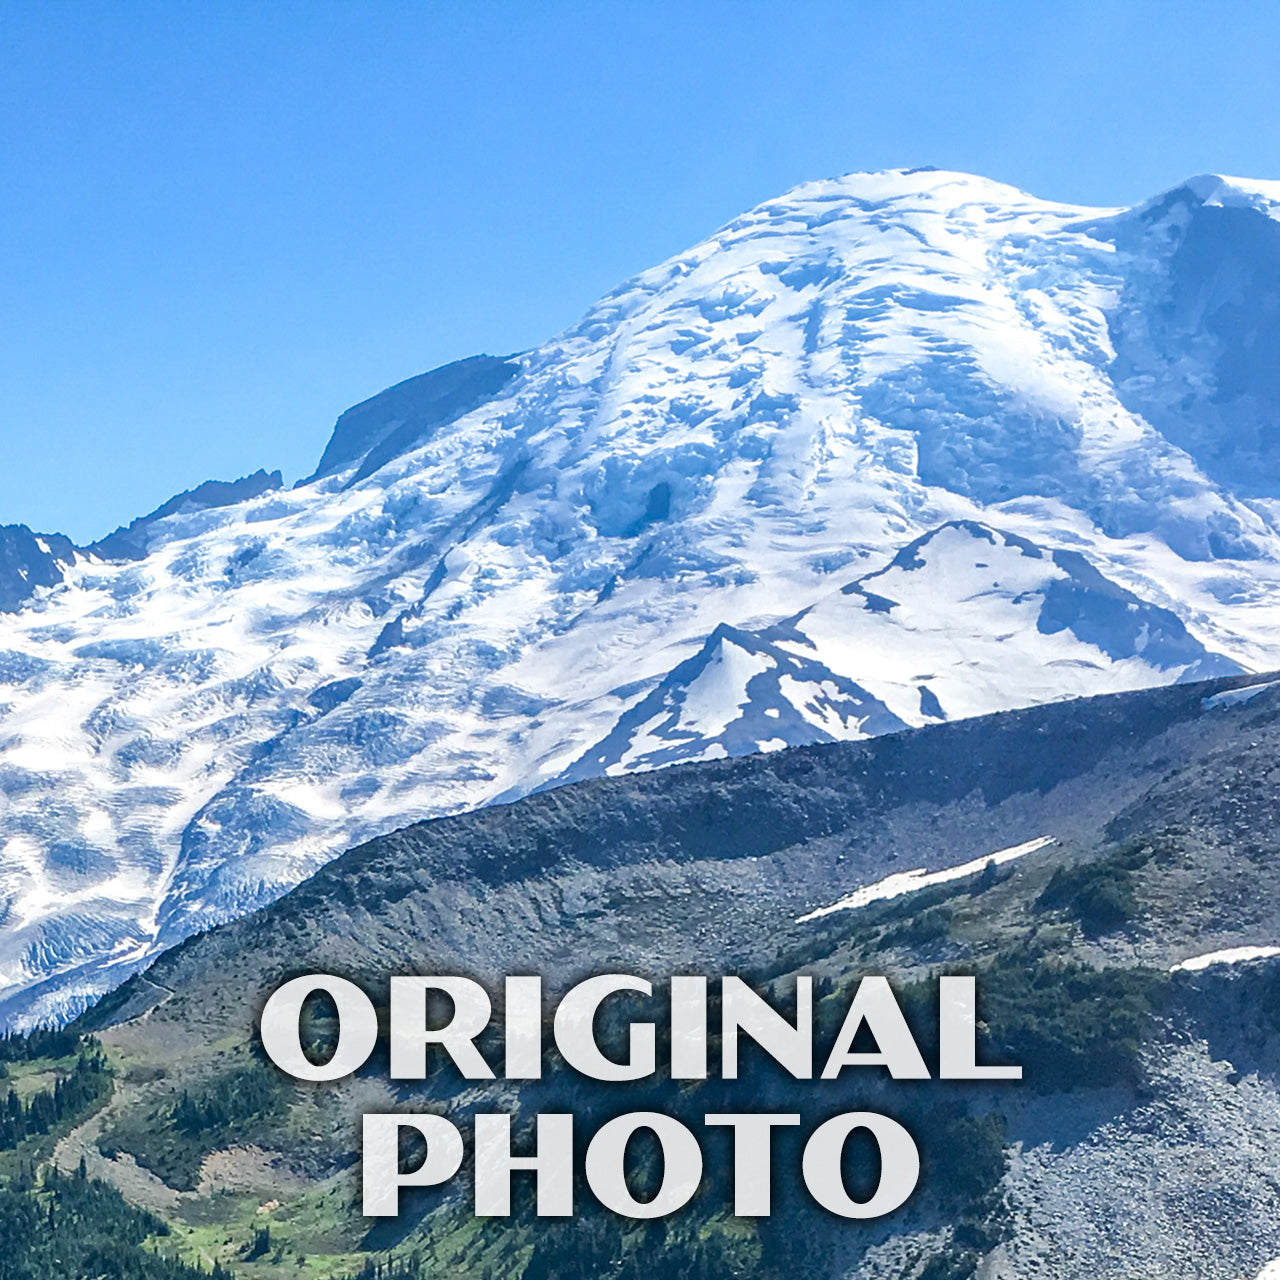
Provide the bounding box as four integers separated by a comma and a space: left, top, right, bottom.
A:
3, 166, 1280, 1025
0, 525, 76, 614
555, 520, 1240, 784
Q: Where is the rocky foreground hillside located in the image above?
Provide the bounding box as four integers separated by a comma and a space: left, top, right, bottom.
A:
0, 670, 1266, 1277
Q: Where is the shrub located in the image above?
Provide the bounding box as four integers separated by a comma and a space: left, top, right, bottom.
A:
1035, 843, 1155, 937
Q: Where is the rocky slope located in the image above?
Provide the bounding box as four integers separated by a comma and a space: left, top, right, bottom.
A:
44, 670, 1280, 1279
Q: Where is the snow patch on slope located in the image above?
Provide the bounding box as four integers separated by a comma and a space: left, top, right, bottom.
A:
797, 836, 1056, 922
1171, 946, 1280, 973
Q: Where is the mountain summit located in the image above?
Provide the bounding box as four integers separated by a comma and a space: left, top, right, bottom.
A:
1, 167, 1279, 1024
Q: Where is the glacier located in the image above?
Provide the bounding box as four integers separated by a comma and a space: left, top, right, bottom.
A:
2, 166, 1280, 1025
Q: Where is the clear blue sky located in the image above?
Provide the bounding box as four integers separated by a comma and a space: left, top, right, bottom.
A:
2, 0, 1279, 543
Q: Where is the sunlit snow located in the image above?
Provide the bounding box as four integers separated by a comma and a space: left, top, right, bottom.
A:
1170, 946, 1280, 973
797, 836, 1057, 922
2, 166, 1280, 1022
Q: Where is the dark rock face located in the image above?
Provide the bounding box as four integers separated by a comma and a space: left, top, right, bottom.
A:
556, 621, 910, 784
1107, 187, 1280, 503
89, 469, 284, 562
867, 521, 1241, 678
0, 524, 76, 612
308, 354, 522, 483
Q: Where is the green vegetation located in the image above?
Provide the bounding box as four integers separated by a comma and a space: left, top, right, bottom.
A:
81, 906, 1171, 1278
925, 1109, 1008, 1208
0, 824, 1190, 1279
1034, 839, 1169, 937
881, 901, 956, 949
172, 1065, 290, 1141
341, 1207, 775, 1280
0, 1025, 84, 1063
0, 1045, 110, 1151
917, 1245, 983, 1280
0, 1029, 223, 1278
977, 948, 1168, 1091
103, 1059, 293, 1192
0, 1163, 226, 1280
491, 1216, 769, 1280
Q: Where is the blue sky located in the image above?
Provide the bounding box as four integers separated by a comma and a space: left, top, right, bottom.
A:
2, 0, 1279, 542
